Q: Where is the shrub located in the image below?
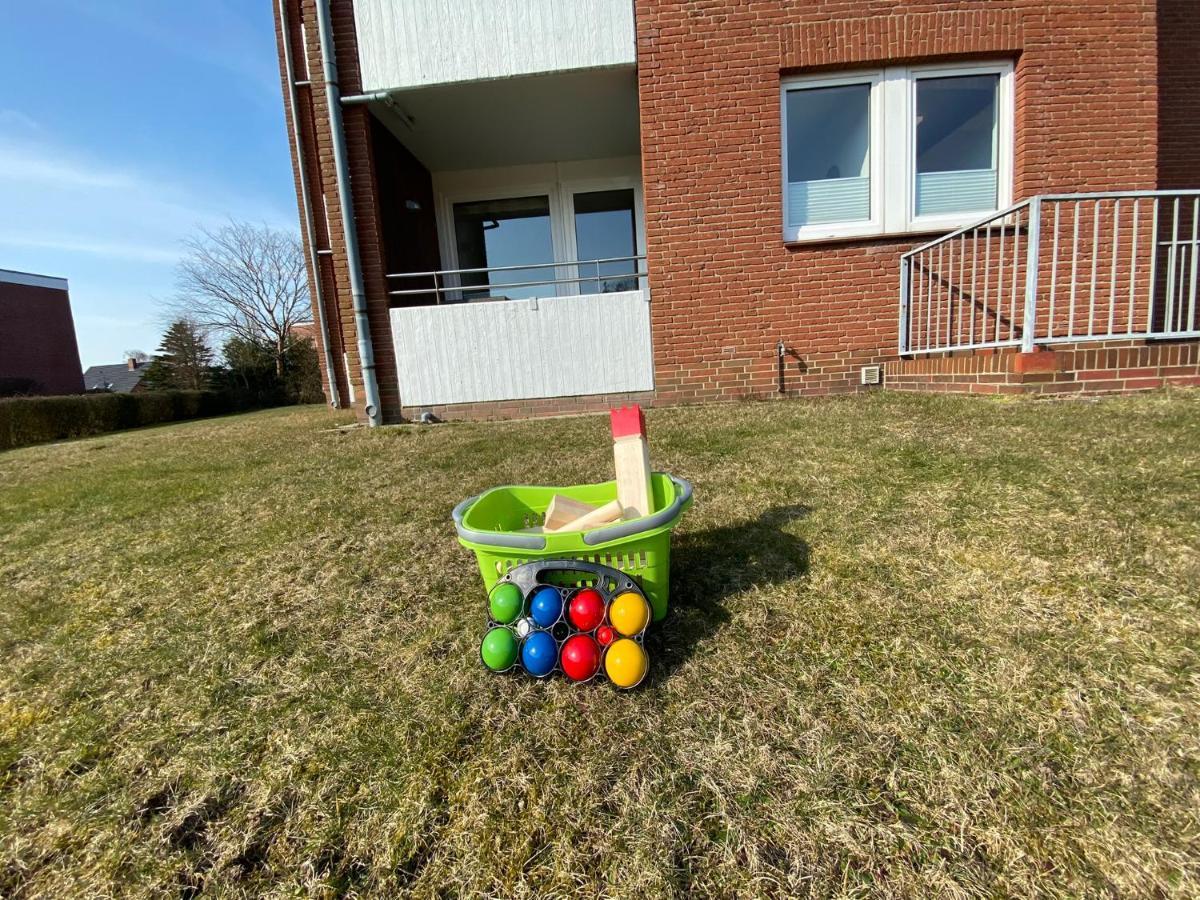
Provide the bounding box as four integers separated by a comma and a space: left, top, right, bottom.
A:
0, 390, 258, 452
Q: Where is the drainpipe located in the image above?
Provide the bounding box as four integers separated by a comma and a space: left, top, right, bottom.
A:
277, 0, 340, 409
340, 90, 392, 105
314, 0, 382, 426
341, 90, 416, 130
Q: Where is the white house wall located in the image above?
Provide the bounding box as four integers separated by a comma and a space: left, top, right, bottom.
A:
391, 291, 654, 406
353, 0, 638, 92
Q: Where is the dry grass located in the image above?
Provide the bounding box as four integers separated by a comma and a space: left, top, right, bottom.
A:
1, 392, 1198, 898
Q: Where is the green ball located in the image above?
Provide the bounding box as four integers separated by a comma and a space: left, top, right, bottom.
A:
480, 626, 518, 672
488, 582, 523, 624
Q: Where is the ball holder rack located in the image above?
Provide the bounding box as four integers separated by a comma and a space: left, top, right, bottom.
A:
479, 559, 650, 689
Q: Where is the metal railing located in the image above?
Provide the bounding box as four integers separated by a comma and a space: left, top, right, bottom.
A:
900, 191, 1200, 355
387, 255, 648, 305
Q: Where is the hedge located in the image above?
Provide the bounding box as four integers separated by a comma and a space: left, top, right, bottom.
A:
0, 390, 261, 452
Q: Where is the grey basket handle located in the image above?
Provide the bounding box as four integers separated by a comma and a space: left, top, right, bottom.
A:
583, 476, 692, 546
452, 492, 548, 551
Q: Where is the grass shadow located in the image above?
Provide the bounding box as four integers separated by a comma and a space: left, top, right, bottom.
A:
646, 504, 810, 682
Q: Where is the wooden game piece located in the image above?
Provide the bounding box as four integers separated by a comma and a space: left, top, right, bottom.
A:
543, 494, 598, 531
548, 499, 623, 533
610, 405, 653, 518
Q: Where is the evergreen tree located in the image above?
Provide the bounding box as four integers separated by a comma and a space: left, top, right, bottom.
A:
142, 320, 214, 391
283, 335, 324, 404
218, 334, 323, 405
219, 336, 278, 400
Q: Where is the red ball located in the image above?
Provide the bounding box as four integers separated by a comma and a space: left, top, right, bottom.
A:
568, 588, 606, 632
560, 635, 601, 682
596, 625, 615, 647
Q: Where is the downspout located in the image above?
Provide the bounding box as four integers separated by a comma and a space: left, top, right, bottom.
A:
277, 0, 340, 408
314, 0, 383, 426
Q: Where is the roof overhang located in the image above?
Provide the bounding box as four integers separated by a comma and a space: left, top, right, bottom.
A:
0, 268, 69, 291
365, 66, 640, 172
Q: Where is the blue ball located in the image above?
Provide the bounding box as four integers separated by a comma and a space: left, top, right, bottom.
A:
529, 586, 563, 628
521, 630, 558, 677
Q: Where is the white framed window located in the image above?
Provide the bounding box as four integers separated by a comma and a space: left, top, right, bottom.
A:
781, 70, 885, 242
782, 60, 1013, 242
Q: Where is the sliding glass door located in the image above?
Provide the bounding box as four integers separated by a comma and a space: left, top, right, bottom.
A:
451, 195, 555, 301
571, 188, 638, 294
440, 174, 643, 302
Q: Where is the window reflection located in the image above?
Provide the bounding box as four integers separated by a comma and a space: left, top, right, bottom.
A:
574, 189, 638, 294
915, 74, 999, 216
452, 195, 554, 301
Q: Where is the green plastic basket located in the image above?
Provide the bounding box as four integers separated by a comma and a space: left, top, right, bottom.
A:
452, 473, 693, 622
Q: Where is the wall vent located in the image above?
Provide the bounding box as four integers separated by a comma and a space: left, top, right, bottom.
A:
861, 365, 882, 386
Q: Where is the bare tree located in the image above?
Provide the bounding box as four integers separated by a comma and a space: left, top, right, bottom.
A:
169, 221, 310, 377
123, 349, 150, 364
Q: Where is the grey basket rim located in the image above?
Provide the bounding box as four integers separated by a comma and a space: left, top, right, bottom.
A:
452, 475, 693, 551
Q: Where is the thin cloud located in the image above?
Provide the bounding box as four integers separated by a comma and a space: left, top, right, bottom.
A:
0, 108, 42, 132
0, 233, 181, 265
0, 145, 138, 191
0, 132, 293, 257
0, 127, 297, 368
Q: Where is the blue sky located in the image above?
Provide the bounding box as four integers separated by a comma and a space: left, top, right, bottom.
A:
0, 1, 298, 368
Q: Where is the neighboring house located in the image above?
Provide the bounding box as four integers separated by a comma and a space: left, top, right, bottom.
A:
274, 0, 1200, 425
0, 268, 85, 396
289, 321, 318, 344
83, 358, 148, 393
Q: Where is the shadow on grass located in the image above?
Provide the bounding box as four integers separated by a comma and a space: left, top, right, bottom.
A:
647, 504, 810, 683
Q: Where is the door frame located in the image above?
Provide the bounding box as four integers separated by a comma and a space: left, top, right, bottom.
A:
432, 159, 645, 299
560, 175, 646, 295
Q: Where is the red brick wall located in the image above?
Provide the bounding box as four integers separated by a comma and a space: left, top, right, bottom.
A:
274, 0, 349, 406
635, 1, 1163, 405
888, 341, 1200, 396
274, 0, 398, 420
0, 282, 84, 396
400, 390, 656, 424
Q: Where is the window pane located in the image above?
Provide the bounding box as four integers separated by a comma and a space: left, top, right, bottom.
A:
453, 195, 554, 300
785, 83, 870, 227
915, 74, 999, 217
573, 189, 637, 294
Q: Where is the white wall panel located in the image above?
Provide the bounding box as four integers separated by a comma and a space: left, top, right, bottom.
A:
391, 290, 653, 406
353, 0, 637, 92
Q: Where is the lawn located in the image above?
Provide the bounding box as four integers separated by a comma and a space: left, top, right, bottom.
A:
1, 392, 1198, 898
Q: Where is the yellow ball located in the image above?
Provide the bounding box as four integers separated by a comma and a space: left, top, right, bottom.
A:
609, 592, 650, 636
604, 639, 648, 689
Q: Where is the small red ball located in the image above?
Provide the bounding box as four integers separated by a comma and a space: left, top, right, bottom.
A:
596, 625, 616, 647
568, 588, 606, 632
561, 634, 601, 682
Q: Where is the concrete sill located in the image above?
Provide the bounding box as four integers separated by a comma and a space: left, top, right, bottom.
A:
783, 228, 961, 250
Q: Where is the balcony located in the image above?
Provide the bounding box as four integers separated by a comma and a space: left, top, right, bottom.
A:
346, 0, 647, 409
352, 0, 636, 93
388, 257, 652, 406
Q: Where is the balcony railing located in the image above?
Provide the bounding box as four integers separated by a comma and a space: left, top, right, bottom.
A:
899, 191, 1200, 355
387, 255, 647, 306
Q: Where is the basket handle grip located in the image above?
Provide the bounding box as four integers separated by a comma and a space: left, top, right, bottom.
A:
452, 493, 547, 550
582, 476, 693, 546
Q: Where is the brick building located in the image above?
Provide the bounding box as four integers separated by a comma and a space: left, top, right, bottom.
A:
0, 268, 84, 397
274, 0, 1200, 424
